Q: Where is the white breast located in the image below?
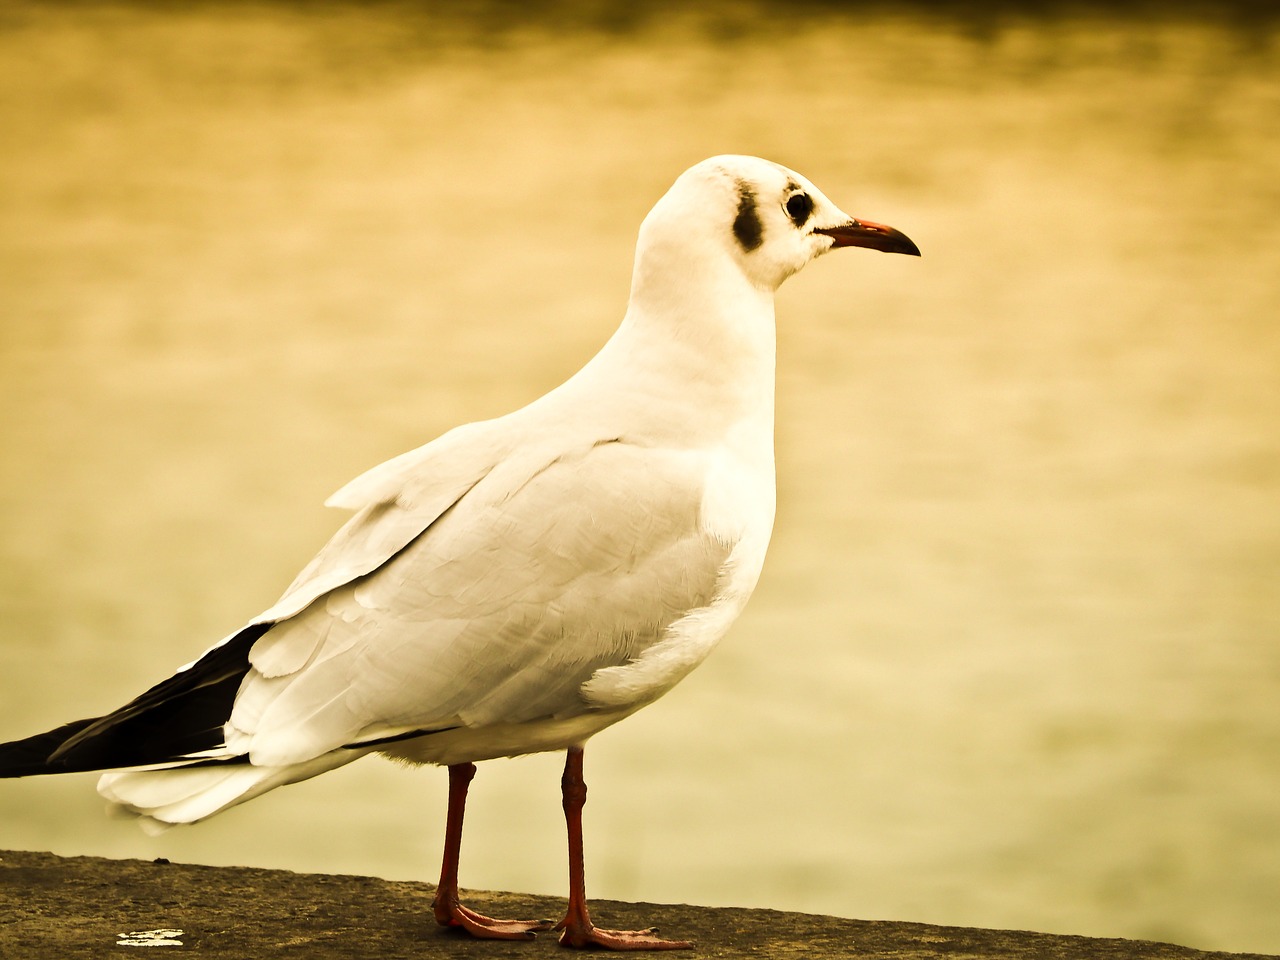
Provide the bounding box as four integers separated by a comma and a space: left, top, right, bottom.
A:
580, 434, 776, 711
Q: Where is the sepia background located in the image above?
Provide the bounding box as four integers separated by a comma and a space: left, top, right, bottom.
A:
1, 1, 1278, 953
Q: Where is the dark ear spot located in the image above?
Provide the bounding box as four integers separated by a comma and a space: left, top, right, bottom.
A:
732, 180, 763, 252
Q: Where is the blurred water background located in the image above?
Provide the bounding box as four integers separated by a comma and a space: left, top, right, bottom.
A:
1, 1, 1278, 953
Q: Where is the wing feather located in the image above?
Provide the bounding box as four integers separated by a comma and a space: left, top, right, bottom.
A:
256, 420, 511, 626
230, 439, 729, 767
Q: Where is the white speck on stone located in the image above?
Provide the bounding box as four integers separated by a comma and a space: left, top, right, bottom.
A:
117, 929, 184, 947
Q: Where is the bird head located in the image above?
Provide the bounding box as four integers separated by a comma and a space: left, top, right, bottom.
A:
635, 155, 920, 296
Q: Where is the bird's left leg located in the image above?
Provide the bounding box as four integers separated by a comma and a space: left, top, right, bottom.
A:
432, 761, 555, 939
555, 746, 693, 950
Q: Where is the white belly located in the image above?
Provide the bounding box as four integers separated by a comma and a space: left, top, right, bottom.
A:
378, 707, 642, 766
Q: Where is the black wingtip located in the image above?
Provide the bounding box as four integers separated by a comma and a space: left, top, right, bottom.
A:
0, 718, 102, 778
1, 622, 269, 779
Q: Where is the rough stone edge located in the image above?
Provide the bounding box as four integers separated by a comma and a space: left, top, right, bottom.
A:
0, 848, 1272, 959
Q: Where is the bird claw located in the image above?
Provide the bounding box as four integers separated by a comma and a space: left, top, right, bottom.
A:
555, 918, 693, 951
435, 898, 555, 940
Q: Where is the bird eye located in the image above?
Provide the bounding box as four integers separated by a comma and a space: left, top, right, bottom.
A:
785, 192, 813, 226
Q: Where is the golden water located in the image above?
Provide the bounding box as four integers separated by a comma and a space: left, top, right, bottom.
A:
1, 5, 1277, 953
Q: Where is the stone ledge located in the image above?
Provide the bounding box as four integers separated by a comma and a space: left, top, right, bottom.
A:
0, 848, 1271, 959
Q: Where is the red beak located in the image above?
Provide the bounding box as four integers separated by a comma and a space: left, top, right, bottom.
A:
815, 218, 920, 257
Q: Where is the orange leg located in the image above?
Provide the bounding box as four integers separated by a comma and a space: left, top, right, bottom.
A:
432, 762, 554, 940
555, 746, 693, 950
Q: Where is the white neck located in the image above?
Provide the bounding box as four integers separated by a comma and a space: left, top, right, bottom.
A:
572, 237, 778, 453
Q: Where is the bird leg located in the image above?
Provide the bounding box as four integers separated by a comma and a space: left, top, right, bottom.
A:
432, 762, 555, 939
555, 746, 693, 950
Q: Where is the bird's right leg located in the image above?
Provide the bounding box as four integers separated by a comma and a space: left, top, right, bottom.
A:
432, 762, 555, 939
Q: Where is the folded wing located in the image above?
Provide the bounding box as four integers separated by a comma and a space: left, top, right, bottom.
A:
228, 437, 729, 767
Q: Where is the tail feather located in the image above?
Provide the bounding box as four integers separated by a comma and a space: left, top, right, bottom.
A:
99, 749, 368, 828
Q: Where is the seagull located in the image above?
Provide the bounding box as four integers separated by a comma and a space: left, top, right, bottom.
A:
0, 155, 918, 950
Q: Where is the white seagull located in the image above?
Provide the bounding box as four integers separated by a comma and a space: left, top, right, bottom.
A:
0, 155, 918, 950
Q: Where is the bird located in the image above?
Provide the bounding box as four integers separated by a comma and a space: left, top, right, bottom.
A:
0, 155, 919, 950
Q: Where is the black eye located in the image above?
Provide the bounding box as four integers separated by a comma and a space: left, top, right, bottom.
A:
785, 192, 813, 225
